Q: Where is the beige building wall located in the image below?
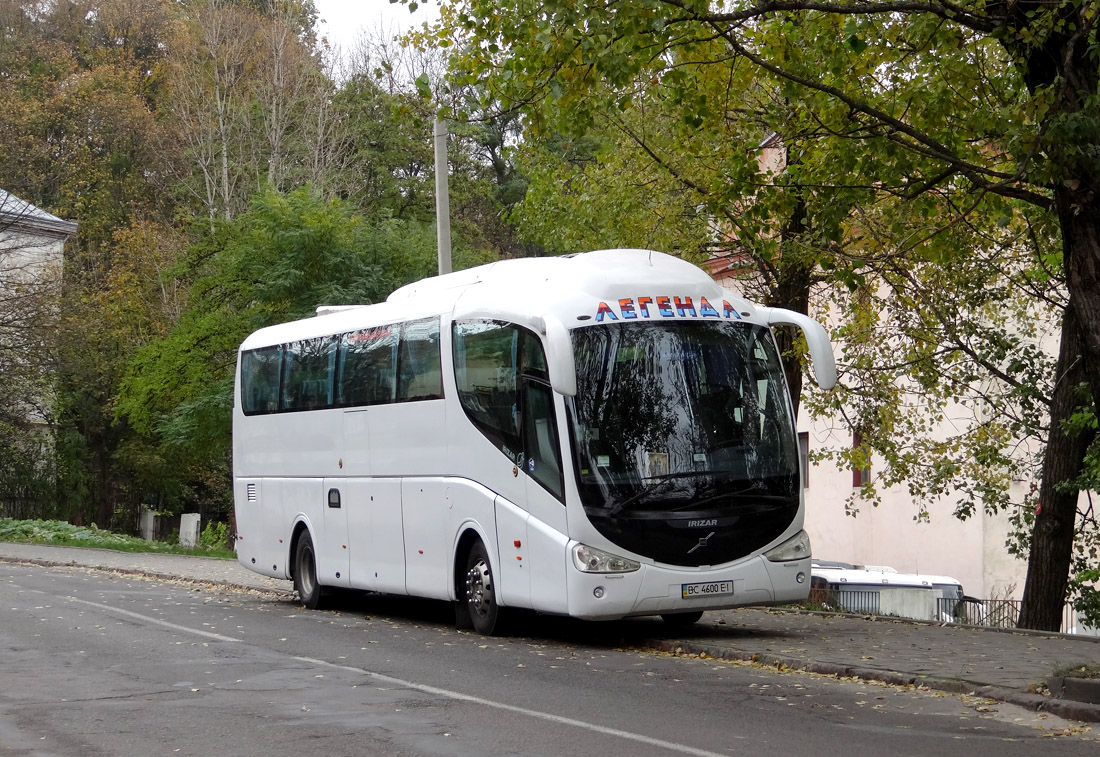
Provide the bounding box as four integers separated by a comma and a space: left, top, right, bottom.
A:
798, 425, 1030, 599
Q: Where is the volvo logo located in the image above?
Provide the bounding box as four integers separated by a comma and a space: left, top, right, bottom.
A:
686, 519, 718, 528
687, 532, 716, 554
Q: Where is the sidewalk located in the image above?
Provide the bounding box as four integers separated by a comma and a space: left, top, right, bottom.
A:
3, 542, 1099, 722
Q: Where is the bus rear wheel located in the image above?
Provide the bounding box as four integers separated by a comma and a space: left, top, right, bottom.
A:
294, 531, 327, 610
464, 540, 501, 635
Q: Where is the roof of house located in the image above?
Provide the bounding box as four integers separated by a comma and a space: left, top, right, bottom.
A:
0, 190, 78, 240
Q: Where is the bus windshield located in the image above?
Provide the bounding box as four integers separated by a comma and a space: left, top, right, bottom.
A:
569, 321, 799, 564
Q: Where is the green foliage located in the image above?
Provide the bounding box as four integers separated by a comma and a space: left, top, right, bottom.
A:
113, 188, 394, 502
1, 0, 511, 530
0, 424, 60, 521
199, 519, 230, 551
0, 517, 235, 558
112, 186, 493, 513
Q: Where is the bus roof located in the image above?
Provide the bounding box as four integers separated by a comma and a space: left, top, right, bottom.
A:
239, 249, 758, 352
811, 563, 963, 590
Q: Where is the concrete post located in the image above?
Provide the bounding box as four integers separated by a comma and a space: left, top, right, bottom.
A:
139, 510, 158, 541
180, 513, 201, 548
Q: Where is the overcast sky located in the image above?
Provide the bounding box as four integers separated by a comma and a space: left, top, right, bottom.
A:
313, 0, 442, 54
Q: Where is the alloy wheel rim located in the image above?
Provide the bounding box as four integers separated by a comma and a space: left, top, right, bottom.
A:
466, 559, 492, 616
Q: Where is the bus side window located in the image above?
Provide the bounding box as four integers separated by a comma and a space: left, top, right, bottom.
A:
338, 325, 397, 406
522, 380, 564, 500
453, 320, 522, 461
240, 346, 282, 415
281, 337, 336, 412
396, 317, 444, 402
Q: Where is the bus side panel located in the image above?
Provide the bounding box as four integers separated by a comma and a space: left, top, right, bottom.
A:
237, 412, 342, 479
321, 477, 351, 588
446, 480, 498, 601
369, 402, 447, 477
402, 478, 451, 601
527, 514, 569, 614
346, 478, 406, 594
494, 496, 531, 609
341, 409, 370, 476
234, 477, 285, 579
282, 478, 325, 579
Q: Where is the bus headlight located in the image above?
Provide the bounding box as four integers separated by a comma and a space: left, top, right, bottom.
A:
572, 543, 640, 573
765, 530, 811, 562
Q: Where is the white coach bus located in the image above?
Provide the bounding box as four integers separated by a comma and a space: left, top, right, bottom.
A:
232, 249, 836, 634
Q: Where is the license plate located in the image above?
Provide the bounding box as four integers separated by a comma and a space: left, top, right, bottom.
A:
681, 580, 733, 599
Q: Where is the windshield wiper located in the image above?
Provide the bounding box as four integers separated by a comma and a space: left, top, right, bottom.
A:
662, 493, 791, 513
607, 475, 686, 516
605, 471, 730, 517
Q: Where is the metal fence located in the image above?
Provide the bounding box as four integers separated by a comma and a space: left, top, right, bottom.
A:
807, 587, 1095, 635
936, 597, 1021, 628
935, 597, 1091, 634
809, 587, 881, 615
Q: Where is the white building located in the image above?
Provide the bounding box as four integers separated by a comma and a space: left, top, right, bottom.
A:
0, 190, 77, 426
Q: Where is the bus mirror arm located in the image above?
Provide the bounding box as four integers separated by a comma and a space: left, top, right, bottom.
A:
757, 307, 837, 391
542, 315, 577, 397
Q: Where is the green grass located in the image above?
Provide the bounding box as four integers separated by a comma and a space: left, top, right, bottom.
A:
0, 518, 236, 560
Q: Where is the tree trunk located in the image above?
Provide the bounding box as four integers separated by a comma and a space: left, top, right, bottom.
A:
1060, 187, 1100, 418
1018, 305, 1094, 630
768, 193, 814, 419
1008, 6, 1100, 630
770, 270, 812, 420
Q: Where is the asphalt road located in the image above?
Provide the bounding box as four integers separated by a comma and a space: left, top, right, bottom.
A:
2, 562, 1095, 756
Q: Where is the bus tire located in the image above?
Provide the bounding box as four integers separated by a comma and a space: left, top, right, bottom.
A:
464, 540, 501, 635
294, 530, 327, 610
660, 610, 704, 627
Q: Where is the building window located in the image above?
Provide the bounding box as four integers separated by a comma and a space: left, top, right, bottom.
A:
852, 430, 870, 487
798, 432, 810, 489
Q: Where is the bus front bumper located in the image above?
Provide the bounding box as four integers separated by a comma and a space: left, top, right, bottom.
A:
565, 552, 811, 620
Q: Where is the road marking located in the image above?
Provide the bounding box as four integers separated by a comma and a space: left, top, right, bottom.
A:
293, 654, 731, 757
55, 594, 724, 756
63, 596, 242, 643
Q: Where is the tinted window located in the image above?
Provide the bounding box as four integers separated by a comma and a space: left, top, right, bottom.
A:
396, 318, 444, 402
240, 346, 282, 415
281, 337, 336, 411
338, 325, 398, 406
454, 318, 563, 500
522, 380, 564, 499
454, 321, 522, 461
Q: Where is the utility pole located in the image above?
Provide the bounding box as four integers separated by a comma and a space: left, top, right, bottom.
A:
433, 119, 452, 275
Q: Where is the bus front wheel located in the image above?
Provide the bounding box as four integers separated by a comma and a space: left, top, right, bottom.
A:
464, 541, 501, 635
294, 531, 327, 610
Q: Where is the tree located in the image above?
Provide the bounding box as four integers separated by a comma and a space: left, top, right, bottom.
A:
0, 192, 68, 518
340, 26, 539, 257
434, 0, 1099, 628
112, 187, 492, 513
0, 0, 177, 527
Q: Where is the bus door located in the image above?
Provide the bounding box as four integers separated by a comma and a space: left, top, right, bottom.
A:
453, 320, 568, 611
518, 370, 569, 613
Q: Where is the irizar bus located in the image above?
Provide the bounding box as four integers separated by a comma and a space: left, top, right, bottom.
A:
232, 249, 837, 634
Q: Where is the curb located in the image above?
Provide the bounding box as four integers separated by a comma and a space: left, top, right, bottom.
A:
646, 638, 1100, 724
0, 555, 296, 598
762, 605, 1100, 644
